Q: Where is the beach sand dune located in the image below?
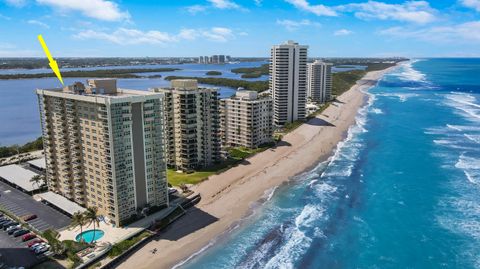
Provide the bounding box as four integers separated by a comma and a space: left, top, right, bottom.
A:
116, 68, 394, 269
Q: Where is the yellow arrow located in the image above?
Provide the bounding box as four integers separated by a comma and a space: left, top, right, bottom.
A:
37, 34, 64, 86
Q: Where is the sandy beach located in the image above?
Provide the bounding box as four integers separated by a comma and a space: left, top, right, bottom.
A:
116, 67, 395, 269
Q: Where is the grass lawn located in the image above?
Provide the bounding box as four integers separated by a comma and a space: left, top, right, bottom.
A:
167, 169, 216, 186
167, 145, 274, 187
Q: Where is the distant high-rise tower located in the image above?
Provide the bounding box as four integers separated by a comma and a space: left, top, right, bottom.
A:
307, 60, 333, 103
36, 79, 168, 226
270, 40, 308, 126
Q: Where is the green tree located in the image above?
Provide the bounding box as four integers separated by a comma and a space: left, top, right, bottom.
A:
84, 207, 100, 244
70, 212, 87, 240
29, 174, 43, 194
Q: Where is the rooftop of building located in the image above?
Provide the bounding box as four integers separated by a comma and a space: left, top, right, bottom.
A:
151, 79, 218, 93
37, 79, 162, 99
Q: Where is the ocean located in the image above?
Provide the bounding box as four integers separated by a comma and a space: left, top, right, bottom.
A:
178, 58, 480, 269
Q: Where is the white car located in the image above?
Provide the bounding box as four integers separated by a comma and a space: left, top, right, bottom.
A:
31, 242, 47, 251
6, 224, 21, 232
35, 245, 50, 255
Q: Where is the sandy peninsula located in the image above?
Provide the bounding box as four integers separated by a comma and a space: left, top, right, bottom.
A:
116, 67, 395, 269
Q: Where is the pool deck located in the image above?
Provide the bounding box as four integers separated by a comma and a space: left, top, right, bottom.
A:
59, 205, 179, 244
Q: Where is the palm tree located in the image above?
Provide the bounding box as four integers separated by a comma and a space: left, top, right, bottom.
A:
29, 174, 43, 194
70, 211, 86, 239
84, 207, 100, 244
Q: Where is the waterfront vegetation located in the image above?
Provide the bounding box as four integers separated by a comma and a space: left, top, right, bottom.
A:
231, 64, 269, 78
0, 68, 180, 80
0, 137, 43, 158
108, 231, 151, 258
206, 71, 222, 76
165, 76, 269, 92
332, 70, 366, 96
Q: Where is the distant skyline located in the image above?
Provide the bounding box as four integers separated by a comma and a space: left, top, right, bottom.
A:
1, 0, 480, 57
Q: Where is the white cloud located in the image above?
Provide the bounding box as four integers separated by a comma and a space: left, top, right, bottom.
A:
202, 27, 234, 42
4, 0, 26, 7
27, 19, 50, 28
0, 13, 12, 20
36, 0, 130, 21
254, 0, 262, 6
186, 5, 207, 14
379, 21, 480, 42
207, 0, 241, 9
73, 27, 237, 45
276, 19, 320, 31
461, 0, 480, 12
0, 44, 39, 57
334, 29, 353, 36
284, 0, 337, 16
338, 1, 436, 24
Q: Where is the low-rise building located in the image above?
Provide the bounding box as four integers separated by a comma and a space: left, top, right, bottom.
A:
221, 91, 274, 148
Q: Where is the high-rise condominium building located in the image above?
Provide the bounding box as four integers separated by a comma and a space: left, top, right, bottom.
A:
307, 60, 333, 103
36, 79, 168, 226
220, 91, 274, 148
270, 40, 308, 126
152, 80, 221, 171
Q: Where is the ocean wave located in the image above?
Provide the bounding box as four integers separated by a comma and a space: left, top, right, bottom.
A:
371, 108, 383, 114
391, 60, 428, 83
444, 93, 480, 122
455, 155, 480, 170
377, 93, 419, 102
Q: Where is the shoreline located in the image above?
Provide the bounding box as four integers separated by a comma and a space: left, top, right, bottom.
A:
116, 66, 397, 269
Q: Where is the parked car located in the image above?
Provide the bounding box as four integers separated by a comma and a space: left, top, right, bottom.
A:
7, 226, 21, 235
22, 214, 37, 221
30, 242, 46, 251
3, 221, 18, 230
168, 188, 178, 195
2, 220, 18, 230
22, 233, 36, 241
6, 224, 20, 232
13, 229, 30, 237
0, 220, 10, 227
27, 239, 43, 247
35, 245, 50, 255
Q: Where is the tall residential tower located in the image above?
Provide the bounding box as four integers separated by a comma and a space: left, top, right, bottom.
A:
152, 80, 222, 171
270, 40, 308, 126
36, 79, 168, 226
307, 60, 333, 103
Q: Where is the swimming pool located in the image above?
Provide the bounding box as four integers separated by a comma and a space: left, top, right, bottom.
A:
75, 229, 105, 243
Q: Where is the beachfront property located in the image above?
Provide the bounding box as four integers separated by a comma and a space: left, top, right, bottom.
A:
152, 79, 222, 171
36, 79, 169, 226
220, 91, 274, 148
270, 40, 308, 126
307, 60, 333, 103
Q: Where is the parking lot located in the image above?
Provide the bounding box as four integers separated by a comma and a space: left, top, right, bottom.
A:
0, 223, 42, 268
0, 181, 71, 232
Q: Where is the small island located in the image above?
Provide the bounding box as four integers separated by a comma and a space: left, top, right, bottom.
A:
231, 64, 269, 79
206, 71, 222, 76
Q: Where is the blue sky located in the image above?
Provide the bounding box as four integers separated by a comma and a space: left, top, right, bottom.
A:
1, 0, 480, 57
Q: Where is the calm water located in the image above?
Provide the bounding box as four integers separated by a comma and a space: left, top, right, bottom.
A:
178, 58, 480, 269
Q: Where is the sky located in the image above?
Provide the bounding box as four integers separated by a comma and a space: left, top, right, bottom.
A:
1, 0, 480, 57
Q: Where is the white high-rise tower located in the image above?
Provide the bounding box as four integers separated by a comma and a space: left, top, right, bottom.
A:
270, 40, 308, 126
307, 60, 333, 103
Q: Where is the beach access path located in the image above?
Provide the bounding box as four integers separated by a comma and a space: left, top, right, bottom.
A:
116, 67, 395, 269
